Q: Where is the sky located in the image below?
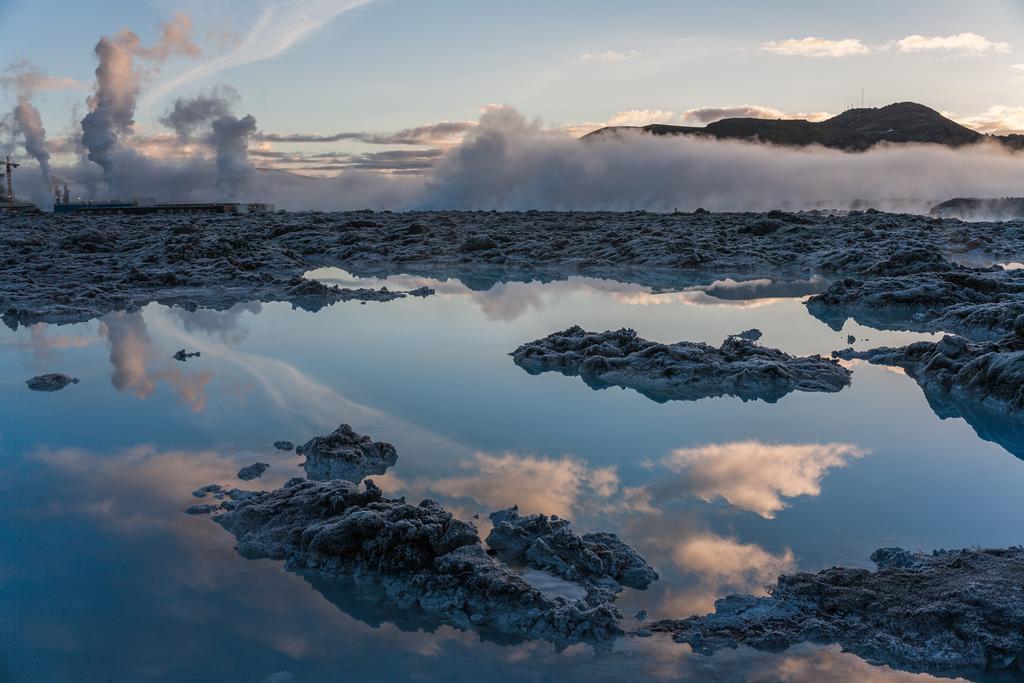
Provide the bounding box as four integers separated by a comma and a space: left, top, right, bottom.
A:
1, 0, 1024, 208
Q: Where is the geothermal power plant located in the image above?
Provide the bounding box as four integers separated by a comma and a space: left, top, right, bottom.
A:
1, 157, 272, 215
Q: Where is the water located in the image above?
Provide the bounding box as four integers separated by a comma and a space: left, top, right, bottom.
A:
1, 269, 1020, 682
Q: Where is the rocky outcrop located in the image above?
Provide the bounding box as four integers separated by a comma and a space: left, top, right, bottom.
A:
5, 210, 1024, 328
650, 547, 1024, 675
213, 478, 656, 645
807, 253, 1024, 340
25, 373, 79, 392
512, 326, 851, 403
835, 333, 1024, 458
297, 424, 398, 482
487, 507, 658, 590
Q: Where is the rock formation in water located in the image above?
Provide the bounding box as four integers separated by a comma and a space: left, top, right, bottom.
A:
807, 250, 1024, 340
487, 507, 658, 590
237, 462, 269, 481
835, 332, 1024, 457
25, 373, 80, 392
650, 546, 1024, 675
297, 424, 398, 482
511, 326, 851, 403
213, 478, 655, 645
273, 440, 295, 451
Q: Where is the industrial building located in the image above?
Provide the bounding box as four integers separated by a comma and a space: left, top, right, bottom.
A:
51, 200, 275, 215
1, 159, 274, 216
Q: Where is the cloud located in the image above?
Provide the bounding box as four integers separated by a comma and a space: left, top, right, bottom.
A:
580, 106, 833, 132
753, 644, 967, 683
80, 14, 201, 193
255, 121, 475, 146
144, 0, 372, 107
672, 532, 795, 586
580, 49, 643, 63
39, 103, 1024, 213
16, 323, 94, 364
413, 105, 1024, 213
680, 105, 832, 124
894, 32, 1010, 55
656, 441, 867, 518
761, 37, 870, 58
948, 105, 1024, 135
762, 33, 1010, 58
657, 530, 796, 612
426, 451, 619, 518
606, 109, 679, 126
98, 312, 212, 412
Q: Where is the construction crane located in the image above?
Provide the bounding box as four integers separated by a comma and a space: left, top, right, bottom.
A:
3, 156, 20, 213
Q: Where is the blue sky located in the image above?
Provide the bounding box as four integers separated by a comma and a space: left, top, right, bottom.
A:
2, 0, 1024, 138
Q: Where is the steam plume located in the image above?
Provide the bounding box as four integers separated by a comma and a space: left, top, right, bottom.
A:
161, 87, 257, 198
80, 14, 199, 195
2, 62, 53, 186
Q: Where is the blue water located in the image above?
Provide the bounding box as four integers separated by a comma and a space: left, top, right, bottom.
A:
0, 270, 1019, 682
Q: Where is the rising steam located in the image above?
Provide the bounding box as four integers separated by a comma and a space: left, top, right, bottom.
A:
160, 87, 257, 199
80, 14, 199, 195
2, 62, 54, 187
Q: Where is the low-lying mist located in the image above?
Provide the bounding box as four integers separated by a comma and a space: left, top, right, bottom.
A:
18, 106, 1024, 213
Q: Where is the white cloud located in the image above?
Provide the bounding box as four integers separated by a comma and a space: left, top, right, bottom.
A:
949, 105, 1024, 135
761, 37, 870, 58
680, 105, 832, 125
427, 452, 619, 518
894, 32, 1010, 55
580, 49, 643, 63
606, 109, 678, 126
762, 33, 1010, 58
672, 532, 795, 586
144, 0, 372, 108
660, 440, 867, 518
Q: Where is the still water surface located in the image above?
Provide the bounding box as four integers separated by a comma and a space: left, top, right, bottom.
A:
1, 270, 1020, 682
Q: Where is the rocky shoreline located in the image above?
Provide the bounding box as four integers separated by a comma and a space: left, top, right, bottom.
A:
5, 209, 1024, 328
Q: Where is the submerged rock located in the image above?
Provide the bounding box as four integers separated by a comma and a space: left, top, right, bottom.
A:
25, 373, 79, 392
273, 440, 295, 452
172, 349, 201, 361
511, 326, 851, 403
650, 547, 1024, 675
237, 462, 270, 481
297, 424, 398, 482
836, 334, 1024, 458
184, 504, 219, 515
487, 507, 658, 590
213, 479, 655, 645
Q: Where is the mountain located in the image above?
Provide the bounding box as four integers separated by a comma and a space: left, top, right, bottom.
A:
583, 102, 1020, 151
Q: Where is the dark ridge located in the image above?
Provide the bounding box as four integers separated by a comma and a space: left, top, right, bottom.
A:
583, 102, 1021, 152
